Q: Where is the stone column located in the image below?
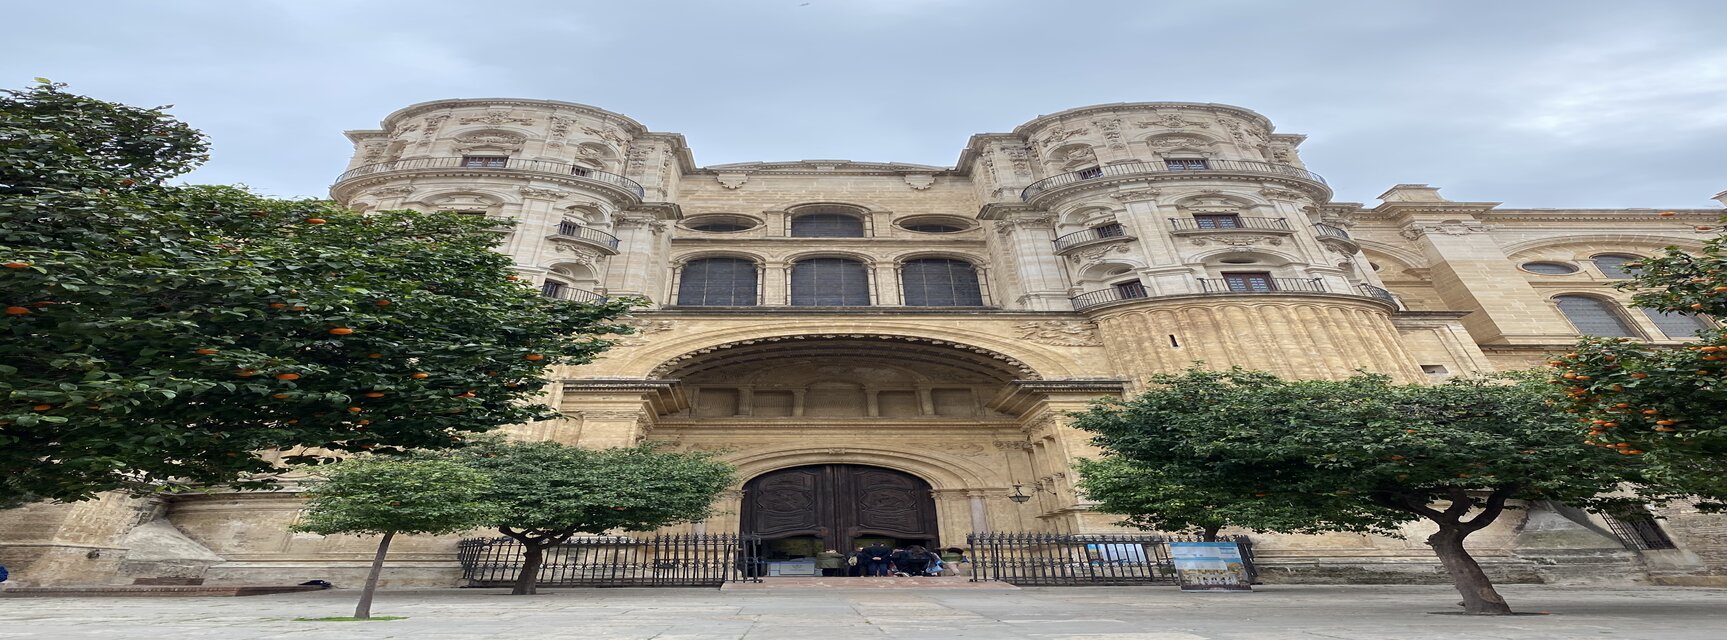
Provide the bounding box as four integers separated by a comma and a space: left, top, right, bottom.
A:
605, 211, 672, 302
987, 209, 1073, 311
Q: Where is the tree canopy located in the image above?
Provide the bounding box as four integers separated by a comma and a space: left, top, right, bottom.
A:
444, 440, 736, 595
1072, 367, 1658, 615
294, 457, 497, 619
1551, 232, 1727, 506
0, 82, 635, 505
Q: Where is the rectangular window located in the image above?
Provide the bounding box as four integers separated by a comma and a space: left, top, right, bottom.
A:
1076, 166, 1103, 179
1165, 158, 1209, 171
1113, 281, 1148, 300
1193, 214, 1242, 229
540, 281, 566, 298
570, 166, 591, 177
1094, 222, 1126, 238
1222, 272, 1275, 293
460, 155, 508, 168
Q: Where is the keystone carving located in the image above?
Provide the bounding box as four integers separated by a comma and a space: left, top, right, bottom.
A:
517, 186, 567, 200
1067, 243, 1132, 264
992, 440, 1034, 451
550, 243, 602, 265
1092, 118, 1125, 149
904, 174, 935, 190
993, 216, 1055, 235
717, 173, 748, 190
1399, 222, 1489, 240
546, 116, 575, 148
1014, 320, 1103, 347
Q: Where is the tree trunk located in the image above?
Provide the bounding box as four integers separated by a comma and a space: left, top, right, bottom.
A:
354, 530, 394, 619
1201, 525, 1221, 542
511, 541, 543, 596
1427, 527, 1512, 615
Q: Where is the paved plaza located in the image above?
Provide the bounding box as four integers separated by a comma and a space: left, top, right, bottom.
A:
3, 583, 1726, 639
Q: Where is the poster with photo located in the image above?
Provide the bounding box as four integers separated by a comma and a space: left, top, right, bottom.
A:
1168, 542, 1252, 592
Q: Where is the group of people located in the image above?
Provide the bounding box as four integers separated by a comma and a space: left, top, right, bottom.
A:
816, 545, 966, 577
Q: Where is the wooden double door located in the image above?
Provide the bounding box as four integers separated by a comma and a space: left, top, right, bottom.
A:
741, 464, 938, 550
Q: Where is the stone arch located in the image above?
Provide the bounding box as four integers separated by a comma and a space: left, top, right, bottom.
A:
449, 127, 531, 156
1170, 191, 1268, 210
1049, 143, 1099, 171
783, 249, 879, 266
1055, 203, 1121, 232
1188, 245, 1306, 266
1501, 234, 1704, 262
1548, 291, 1642, 338
573, 141, 620, 172
409, 189, 515, 216
1356, 241, 1429, 271
643, 332, 1054, 381
1076, 261, 1143, 289
670, 249, 768, 267
889, 250, 990, 267
725, 447, 993, 492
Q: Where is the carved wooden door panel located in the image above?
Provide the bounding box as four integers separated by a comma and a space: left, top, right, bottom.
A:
742, 465, 936, 548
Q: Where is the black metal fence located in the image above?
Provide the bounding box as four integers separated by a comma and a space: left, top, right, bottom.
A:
456, 534, 761, 588
967, 532, 1256, 586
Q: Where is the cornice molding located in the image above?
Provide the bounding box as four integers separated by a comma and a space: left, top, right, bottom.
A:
379, 98, 650, 135
695, 159, 952, 176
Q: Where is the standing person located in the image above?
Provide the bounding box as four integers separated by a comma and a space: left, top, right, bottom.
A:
816, 549, 846, 577
859, 542, 894, 577
847, 547, 865, 577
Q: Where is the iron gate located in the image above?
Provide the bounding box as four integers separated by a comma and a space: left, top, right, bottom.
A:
456, 534, 761, 588
967, 532, 1256, 586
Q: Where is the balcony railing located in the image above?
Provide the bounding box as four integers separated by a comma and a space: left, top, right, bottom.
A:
554, 220, 621, 250
1168, 217, 1291, 232
335, 157, 645, 198
1071, 278, 1400, 311
1021, 159, 1326, 201
1053, 223, 1131, 251
1313, 223, 1352, 240
1197, 277, 1327, 294
540, 282, 605, 303
1071, 283, 1149, 311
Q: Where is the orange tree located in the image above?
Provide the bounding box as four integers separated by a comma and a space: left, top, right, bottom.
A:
1071, 368, 1660, 615
0, 82, 634, 505
1552, 230, 1727, 508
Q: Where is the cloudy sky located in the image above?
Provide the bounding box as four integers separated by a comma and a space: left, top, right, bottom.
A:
5, 0, 1724, 208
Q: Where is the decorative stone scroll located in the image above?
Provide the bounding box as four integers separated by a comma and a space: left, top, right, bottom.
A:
365, 186, 416, 197
1136, 114, 1209, 129
1109, 188, 1163, 201
717, 173, 748, 190
518, 186, 567, 200
1399, 222, 1489, 240
1188, 235, 1284, 247
904, 174, 935, 190
458, 112, 534, 126
614, 318, 675, 347
1258, 188, 1305, 201
1014, 320, 1103, 347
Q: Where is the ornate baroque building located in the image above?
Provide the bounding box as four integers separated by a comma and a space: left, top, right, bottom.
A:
5, 99, 1727, 587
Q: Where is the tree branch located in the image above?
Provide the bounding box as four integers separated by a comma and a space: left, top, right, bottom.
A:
1458, 486, 1518, 534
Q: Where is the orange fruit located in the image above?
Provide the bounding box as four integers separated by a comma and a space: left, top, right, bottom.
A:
195, 348, 219, 355
1630, 373, 1649, 379
328, 327, 354, 335
31, 404, 51, 411
1692, 303, 1706, 310
305, 218, 326, 225
1656, 419, 1677, 425
269, 302, 287, 309
275, 373, 301, 381
357, 419, 370, 425
3, 261, 29, 269
375, 299, 391, 306
524, 354, 545, 361
289, 305, 306, 312
237, 369, 257, 377
364, 392, 385, 398
271, 393, 289, 399
348, 407, 363, 413
411, 372, 430, 379
367, 353, 383, 359
5, 306, 30, 315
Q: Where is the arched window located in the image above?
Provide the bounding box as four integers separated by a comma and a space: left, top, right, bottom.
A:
677, 258, 758, 306
1642, 308, 1710, 339
791, 258, 870, 306
1554, 295, 1637, 337
901, 259, 984, 307
790, 212, 865, 238
1592, 254, 1642, 279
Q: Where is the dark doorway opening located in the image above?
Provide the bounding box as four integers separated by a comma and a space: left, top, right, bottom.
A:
741, 464, 938, 576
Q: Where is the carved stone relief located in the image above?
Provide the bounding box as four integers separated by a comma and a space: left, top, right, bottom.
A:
1059, 146, 1098, 170
1258, 188, 1305, 201
1110, 188, 1163, 201
1399, 222, 1489, 240
453, 132, 526, 154
1092, 118, 1125, 149
717, 173, 748, 190
626, 146, 653, 172
1068, 243, 1132, 264
546, 116, 575, 148
416, 115, 448, 147
458, 112, 534, 126
1147, 135, 1212, 150
1002, 145, 1033, 176
1188, 235, 1285, 247
582, 126, 629, 147
614, 318, 675, 347
365, 185, 416, 197
1014, 320, 1103, 347
903, 174, 935, 190
1136, 114, 1209, 129
518, 186, 567, 200
993, 215, 1055, 235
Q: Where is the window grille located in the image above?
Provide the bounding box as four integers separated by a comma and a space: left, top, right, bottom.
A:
460, 155, 508, 168
901, 259, 984, 307
1222, 272, 1275, 292
1642, 308, 1710, 339
1592, 254, 1641, 279
903, 224, 964, 233
1165, 158, 1209, 170
791, 258, 870, 306
1076, 166, 1103, 179
1194, 214, 1242, 229
1522, 262, 1579, 275
1554, 295, 1637, 337
790, 213, 865, 237
540, 281, 566, 298
1112, 280, 1148, 299
677, 258, 758, 306
1602, 509, 1677, 550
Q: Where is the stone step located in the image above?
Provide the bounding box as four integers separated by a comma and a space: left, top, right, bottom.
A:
0, 585, 328, 598
721, 576, 1017, 590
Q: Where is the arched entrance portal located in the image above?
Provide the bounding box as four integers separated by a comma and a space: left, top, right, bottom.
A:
742, 464, 938, 570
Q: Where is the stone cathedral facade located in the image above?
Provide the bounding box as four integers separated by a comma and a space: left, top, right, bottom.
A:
5, 99, 1727, 587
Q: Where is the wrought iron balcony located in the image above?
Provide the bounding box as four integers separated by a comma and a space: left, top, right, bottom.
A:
1168, 217, 1292, 232
1070, 278, 1401, 312
552, 220, 621, 252
334, 157, 645, 199
540, 282, 605, 303
1021, 159, 1326, 201
1312, 223, 1351, 240
1053, 223, 1133, 252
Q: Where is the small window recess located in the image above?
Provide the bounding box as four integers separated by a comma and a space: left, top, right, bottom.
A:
1168, 335, 1181, 348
